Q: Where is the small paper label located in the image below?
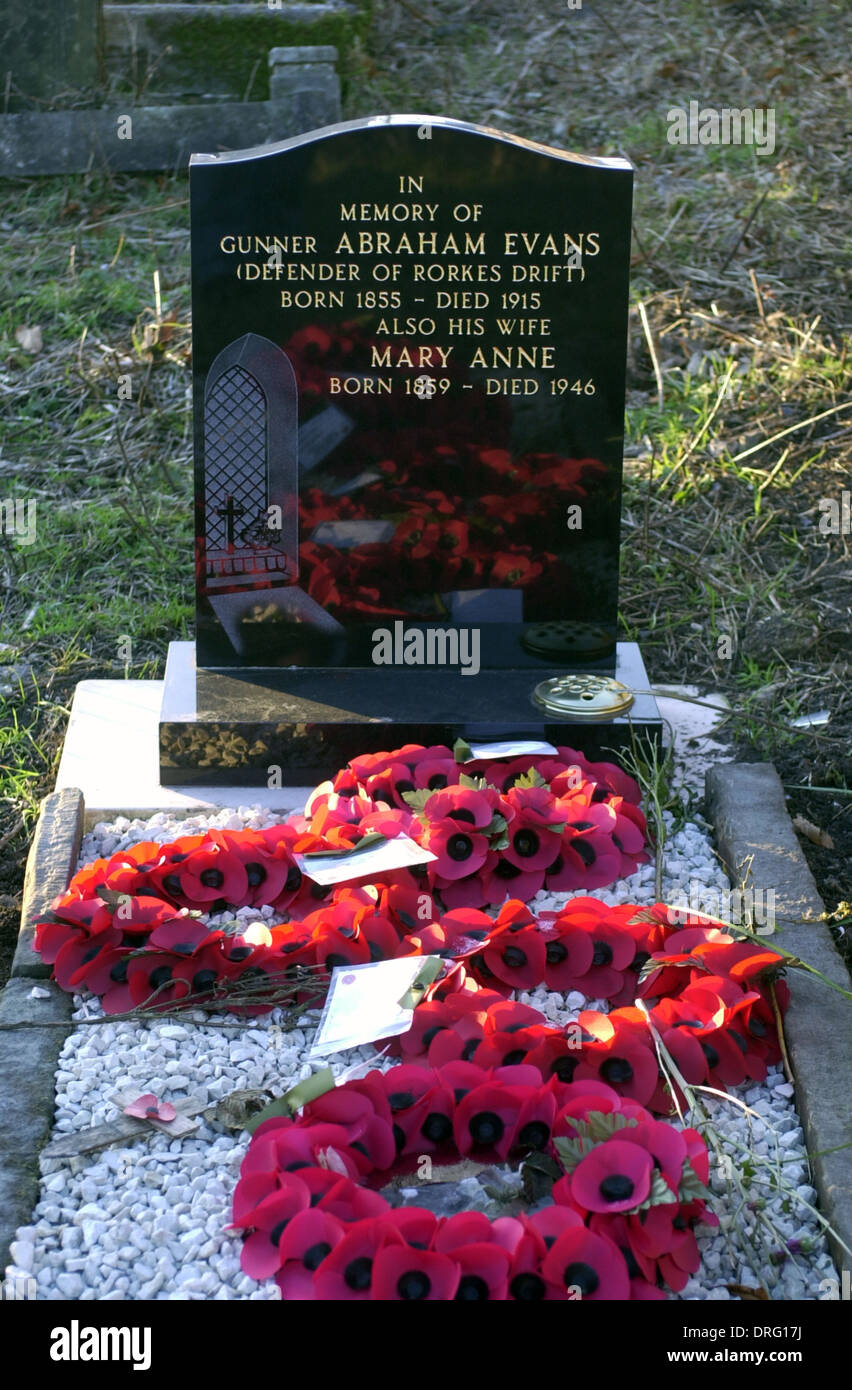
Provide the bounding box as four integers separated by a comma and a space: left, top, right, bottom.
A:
326, 469, 382, 497
465, 739, 559, 761
442, 588, 524, 622
311, 520, 396, 550
299, 405, 355, 471
309, 956, 441, 1058
295, 833, 437, 886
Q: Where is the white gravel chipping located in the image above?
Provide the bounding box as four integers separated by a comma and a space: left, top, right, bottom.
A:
5, 804, 840, 1301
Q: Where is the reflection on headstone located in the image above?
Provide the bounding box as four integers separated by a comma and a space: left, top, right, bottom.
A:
201, 331, 342, 656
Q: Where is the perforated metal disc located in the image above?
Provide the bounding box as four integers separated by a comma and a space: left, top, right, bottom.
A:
522, 621, 615, 660
532, 673, 635, 721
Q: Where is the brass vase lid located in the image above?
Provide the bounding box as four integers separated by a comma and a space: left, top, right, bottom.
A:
532, 672, 635, 721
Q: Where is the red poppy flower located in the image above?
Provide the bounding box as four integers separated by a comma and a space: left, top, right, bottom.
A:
174, 848, 249, 907
241, 1124, 362, 1181
53, 926, 125, 993
421, 819, 490, 880
234, 1178, 312, 1280
317, 1175, 391, 1224
427, 1014, 488, 1068
453, 1081, 526, 1160
412, 757, 460, 793
572, 1014, 659, 1105
619, 1119, 687, 1192
473, 1025, 551, 1071
537, 918, 595, 991
383, 1207, 440, 1249
312, 1218, 403, 1301
558, 911, 638, 998
526, 1206, 585, 1247
541, 1226, 631, 1300
122, 1093, 177, 1123
452, 1243, 511, 1300
481, 920, 547, 991
526, 1032, 587, 1087
424, 786, 499, 830
370, 1244, 461, 1301
570, 1139, 654, 1214
501, 786, 564, 871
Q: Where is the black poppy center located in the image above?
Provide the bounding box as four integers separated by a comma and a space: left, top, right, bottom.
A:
600, 1056, 633, 1085
192, 968, 218, 993
388, 1090, 416, 1112
502, 1048, 528, 1067
546, 940, 568, 966
449, 808, 476, 824
469, 1110, 505, 1146
518, 1120, 550, 1150
701, 1041, 720, 1069
245, 862, 267, 888
421, 1025, 447, 1049
564, 1261, 600, 1296
427, 774, 447, 790
109, 958, 129, 983
513, 829, 540, 859
397, 1270, 431, 1300
591, 940, 613, 967
199, 868, 224, 889
495, 859, 522, 879
600, 1173, 635, 1203
629, 950, 650, 974
446, 833, 474, 862
148, 964, 173, 989
551, 1055, 578, 1082
163, 874, 182, 896
455, 1274, 490, 1301
510, 1271, 546, 1300
501, 945, 527, 969
572, 839, 597, 866
285, 866, 303, 892
269, 1219, 289, 1247
344, 1256, 373, 1292
302, 1241, 332, 1272
421, 1113, 452, 1144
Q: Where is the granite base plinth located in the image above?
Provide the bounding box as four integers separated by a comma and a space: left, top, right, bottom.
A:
159, 641, 662, 786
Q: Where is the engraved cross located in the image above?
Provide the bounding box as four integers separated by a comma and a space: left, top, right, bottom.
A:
215, 494, 246, 547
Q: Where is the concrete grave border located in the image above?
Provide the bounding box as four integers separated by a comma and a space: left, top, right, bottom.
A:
706, 762, 852, 1281
0, 789, 82, 1271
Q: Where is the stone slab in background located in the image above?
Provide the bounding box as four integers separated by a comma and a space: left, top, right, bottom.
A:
706, 762, 852, 1280
12, 789, 85, 981
0, 82, 340, 177
0, 0, 102, 110
101, 2, 361, 103
0, 978, 73, 1274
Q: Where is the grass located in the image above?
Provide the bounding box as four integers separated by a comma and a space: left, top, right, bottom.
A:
0, 0, 850, 984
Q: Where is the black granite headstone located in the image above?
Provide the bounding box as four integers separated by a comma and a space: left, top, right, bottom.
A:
160, 115, 660, 784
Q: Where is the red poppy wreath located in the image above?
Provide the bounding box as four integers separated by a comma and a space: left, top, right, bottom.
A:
33, 742, 789, 1300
